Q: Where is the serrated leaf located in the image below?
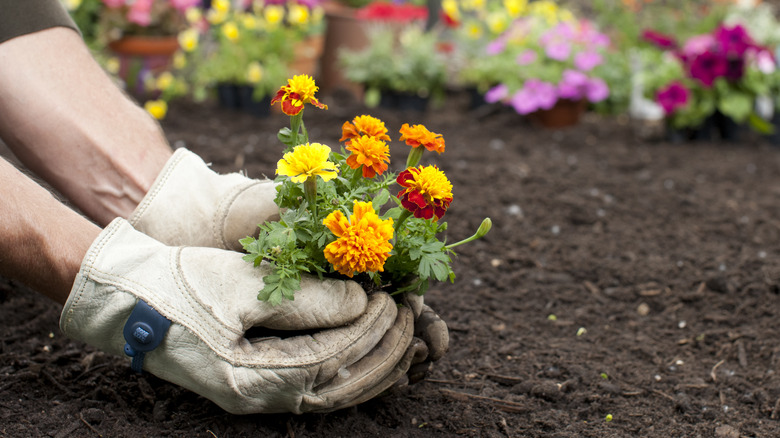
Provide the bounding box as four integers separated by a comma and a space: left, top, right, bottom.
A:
372, 189, 390, 210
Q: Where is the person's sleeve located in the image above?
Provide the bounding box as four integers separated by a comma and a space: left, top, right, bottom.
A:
0, 0, 79, 45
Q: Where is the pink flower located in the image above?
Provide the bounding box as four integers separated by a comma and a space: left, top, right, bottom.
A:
169, 0, 201, 11
484, 84, 509, 103
101, 0, 126, 7
510, 80, 558, 114
585, 78, 609, 103
689, 50, 728, 87
127, 0, 153, 26
574, 51, 603, 71
516, 49, 537, 66
641, 30, 677, 50
682, 34, 716, 58
754, 48, 776, 74
486, 37, 507, 56
656, 81, 690, 115
715, 24, 754, 57
557, 70, 588, 100
545, 42, 571, 61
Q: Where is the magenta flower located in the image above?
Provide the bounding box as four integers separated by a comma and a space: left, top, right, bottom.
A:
557, 70, 588, 100
486, 37, 507, 56
545, 42, 571, 61
484, 84, 509, 103
715, 24, 754, 57
681, 34, 716, 58
754, 48, 776, 74
574, 51, 603, 71
516, 49, 538, 66
170, 0, 201, 10
656, 82, 690, 115
127, 0, 153, 26
509, 80, 558, 115
689, 50, 729, 87
585, 78, 609, 103
642, 30, 677, 50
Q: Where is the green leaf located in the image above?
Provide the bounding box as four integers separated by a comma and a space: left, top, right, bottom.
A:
748, 112, 774, 135
717, 91, 753, 123
277, 127, 295, 147
372, 189, 390, 210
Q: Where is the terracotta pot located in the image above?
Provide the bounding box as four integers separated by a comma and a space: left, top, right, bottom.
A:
289, 34, 325, 78
318, 1, 368, 96
108, 35, 180, 56
107, 35, 180, 99
528, 99, 587, 129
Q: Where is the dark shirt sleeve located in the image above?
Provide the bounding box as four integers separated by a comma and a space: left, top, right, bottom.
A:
0, 0, 79, 44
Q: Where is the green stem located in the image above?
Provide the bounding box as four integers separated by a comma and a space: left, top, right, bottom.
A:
300, 119, 309, 144
394, 209, 412, 238
290, 112, 303, 146
445, 218, 492, 249
406, 146, 424, 169
304, 176, 318, 218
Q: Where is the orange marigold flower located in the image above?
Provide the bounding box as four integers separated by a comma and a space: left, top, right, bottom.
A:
323, 201, 394, 277
270, 74, 328, 116
346, 135, 390, 178
340, 115, 391, 143
399, 123, 445, 153
397, 165, 453, 220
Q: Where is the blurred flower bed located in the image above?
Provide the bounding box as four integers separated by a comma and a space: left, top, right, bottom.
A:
61, 0, 780, 136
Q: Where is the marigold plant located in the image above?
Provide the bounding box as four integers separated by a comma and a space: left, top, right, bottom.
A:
241, 76, 491, 304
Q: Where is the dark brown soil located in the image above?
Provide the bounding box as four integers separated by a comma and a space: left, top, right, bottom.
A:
4, 90, 780, 437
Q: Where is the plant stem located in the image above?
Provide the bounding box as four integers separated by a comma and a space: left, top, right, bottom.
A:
446, 217, 492, 249
290, 112, 303, 146
304, 176, 318, 218
406, 146, 424, 169
394, 209, 412, 238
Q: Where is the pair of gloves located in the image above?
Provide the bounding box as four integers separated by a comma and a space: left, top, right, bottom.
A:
59, 149, 448, 415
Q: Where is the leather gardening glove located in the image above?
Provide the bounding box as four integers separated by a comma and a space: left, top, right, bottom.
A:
61, 218, 423, 414
129, 148, 449, 374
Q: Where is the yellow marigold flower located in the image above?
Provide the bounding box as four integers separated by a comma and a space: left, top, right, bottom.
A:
185, 7, 202, 24
340, 115, 391, 143
144, 100, 168, 120
212, 0, 230, 13
173, 51, 187, 69
105, 57, 120, 75
276, 143, 338, 183
442, 0, 460, 22
346, 135, 390, 178
397, 165, 453, 220
323, 201, 394, 277
222, 21, 240, 41
270, 74, 327, 116
462, 0, 485, 12
207, 8, 227, 25
529, 0, 558, 24
241, 13, 258, 29
63, 0, 82, 11
503, 0, 526, 18
287, 4, 310, 26
465, 21, 483, 39
246, 62, 264, 84
156, 71, 174, 91
264, 5, 285, 27
178, 28, 199, 52
486, 11, 508, 35
399, 123, 445, 153
559, 8, 575, 22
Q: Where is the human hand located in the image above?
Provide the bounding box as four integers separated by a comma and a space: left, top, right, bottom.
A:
61, 219, 424, 414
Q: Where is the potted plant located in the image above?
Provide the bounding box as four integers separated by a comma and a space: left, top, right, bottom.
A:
458, 5, 611, 128
338, 1, 447, 111
641, 22, 779, 142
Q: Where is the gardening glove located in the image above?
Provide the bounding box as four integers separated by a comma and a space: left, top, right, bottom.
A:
128, 147, 279, 252
129, 148, 449, 372
60, 218, 424, 414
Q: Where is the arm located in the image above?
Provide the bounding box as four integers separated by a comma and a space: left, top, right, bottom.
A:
0, 27, 172, 225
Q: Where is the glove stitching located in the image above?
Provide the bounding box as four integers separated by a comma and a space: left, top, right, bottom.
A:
213, 180, 259, 250
127, 148, 188, 227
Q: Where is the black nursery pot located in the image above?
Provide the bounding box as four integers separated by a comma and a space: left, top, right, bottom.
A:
379, 90, 428, 112
666, 115, 714, 143
713, 110, 742, 142
216, 83, 241, 109
237, 85, 271, 118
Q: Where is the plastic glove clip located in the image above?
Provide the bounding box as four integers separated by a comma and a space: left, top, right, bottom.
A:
122, 300, 172, 374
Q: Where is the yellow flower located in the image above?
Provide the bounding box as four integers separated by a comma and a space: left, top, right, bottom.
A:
346, 135, 390, 178
144, 100, 168, 120
276, 143, 338, 183
465, 21, 483, 39
323, 201, 394, 277
185, 7, 202, 24
246, 62, 264, 84
270, 74, 327, 116
173, 51, 187, 69
241, 13, 258, 29
178, 28, 199, 52
264, 5, 285, 28
486, 11, 509, 35
222, 21, 240, 42
397, 165, 453, 220
529, 0, 559, 24
207, 8, 228, 25
462, 0, 485, 12
287, 4, 310, 26
63, 0, 81, 11
156, 71, 174, 91
442, 0, 460, 22
212, 0, 230, 13
105, 57, 120, 75
503, 0, 526, 18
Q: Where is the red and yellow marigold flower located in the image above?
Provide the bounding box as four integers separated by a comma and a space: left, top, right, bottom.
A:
340, 115, 391, 143
276, 142, 338, 183
323, 201, 394, 277
345, 135, 390, 178
397, 165, 453, 220
399, 123, 445, 153
270, 74, 327, 116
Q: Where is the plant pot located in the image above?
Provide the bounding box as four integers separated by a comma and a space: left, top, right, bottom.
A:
379, 90, 428, 112
237, 86, 271, 118
713, 110, 742, 142
527, 99, 586, 129
289, 34, 325, 78
216, 83, 241, 109
318, 1, 368, 97
107, 35, 180, 99
665, 114, 715, 143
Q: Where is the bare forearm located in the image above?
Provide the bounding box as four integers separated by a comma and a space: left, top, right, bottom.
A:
0, 27, 172, 225
0, 158, 100, 304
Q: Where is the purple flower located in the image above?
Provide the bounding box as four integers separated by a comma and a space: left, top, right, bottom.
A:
545, 42, 571, 61
486, 37, 507, 55
725, 57, 745, 81
682, 34, 716, 58
689, 50, 729, 87
642, 30, 677, 50
715, 24, 754, 57
516, 49, 538, 66
557, 70, 588, 100
484, 84, 509, 103
585, 78, 609, 103
656, 81, 690, 115
510, 80, 558, 114
574, 51, 603, 71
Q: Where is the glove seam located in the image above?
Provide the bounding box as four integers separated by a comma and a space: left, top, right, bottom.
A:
213, 180, 264, 250
127, 148, 189, 227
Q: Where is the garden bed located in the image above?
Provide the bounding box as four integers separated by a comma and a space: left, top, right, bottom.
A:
2, 90, 780, 436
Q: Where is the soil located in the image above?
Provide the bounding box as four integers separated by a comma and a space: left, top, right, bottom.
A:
4, 89, 780, 437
